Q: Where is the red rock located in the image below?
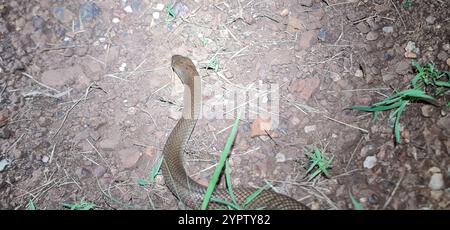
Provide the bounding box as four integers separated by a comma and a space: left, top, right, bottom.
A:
298, 30, 318, 49
290, 77, 321, 100
118, 148, 142, 169
251, 116, 273, 137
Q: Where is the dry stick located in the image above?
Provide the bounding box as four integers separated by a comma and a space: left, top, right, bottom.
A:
326, 88, 390, 93
86, 138, 110, 169
23, 87, 72, 98
124, 59, 147, 79
229, 45, 249, 60
21, 72, 60, 93
383, 171, 405, 209
332, 168, 363, 179
105, 74, 130, 81
297, 51, 344, 67
0, 84, 7, 98
389, 0, 407, 29
138, 107, 158, 128
48, 143, 56, 164
345, 136, 364, 171
1, 133, 25, 156
81, 154, 100, 166
224, 25, 240, 44
323, 115, 369, 133
52, 83, 96, 139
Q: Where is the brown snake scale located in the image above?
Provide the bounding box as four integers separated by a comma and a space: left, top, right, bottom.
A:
161, 55, 309, 210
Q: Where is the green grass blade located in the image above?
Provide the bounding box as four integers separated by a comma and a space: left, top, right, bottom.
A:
349, 192, 364, 210
372, 96, 402, 106
434, 81, 450, 88
151, 156, 163, 182
201, 115, 241, 210
394, 101, 408, 143
243, 183, 271, 209
225, 159, 240, 208
27, 199, 36, 210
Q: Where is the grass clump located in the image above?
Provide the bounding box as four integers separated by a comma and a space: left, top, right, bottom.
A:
349, 62, 449, 143
304, 146, 333, 181
63, 197, 96, 210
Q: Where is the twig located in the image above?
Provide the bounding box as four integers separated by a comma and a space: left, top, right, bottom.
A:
22, 89, 72, 99
323, 115, 369, 133
52, 83, 96, 138
1, 133, 25, 156
389, 0, 407, 29
0, 84, 6, 98
49, 143, 56, 164
383, 171, 405, 209
86, 138, 109, 169
21, 72, 60, 93
345, 136, 364, 171
224, 25, 240, 44
229, 45, 249, 60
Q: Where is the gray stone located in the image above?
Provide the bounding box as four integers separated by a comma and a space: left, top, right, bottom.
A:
425, 15, 436, 24
437, 51, 448, 61
275, 153, 286, 163
429, 173, 444, 190
421, 105, 434, 118
93, 165, 107, 178
356, 22, 370, 33
80, 2, 101, 23
118, 148, 142, 169
395, 60, 412, 75
382, 26, 394, 33
363, 155, 377, 169
366, 31, 379, 41
382, 72, 397, 82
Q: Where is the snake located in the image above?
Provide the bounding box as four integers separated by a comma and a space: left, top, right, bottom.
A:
161, 55, 309, 210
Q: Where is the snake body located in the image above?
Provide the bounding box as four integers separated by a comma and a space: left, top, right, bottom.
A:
161, 55, 309, 210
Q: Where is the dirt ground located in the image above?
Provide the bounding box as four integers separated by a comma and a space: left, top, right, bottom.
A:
0, 0, 449, 210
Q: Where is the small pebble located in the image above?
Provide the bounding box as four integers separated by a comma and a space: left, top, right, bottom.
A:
366, 31, 379, 41
42, 155, 49, 163
404, 51, 417, 59
0, 159, 10, 172
93, 165, 107, 178
405, 41, 419, 53
382, 26, 394, 33
421, 105, 434, 117
425, 15, 436, 24
119, 63, 127, 72
152, 12, 160, 19
355, 69, 364, 78
275, 152, 286, 163
280, 8, 289, 17
112, 18, 120, 23
98, 37, 106, 43
127, 107, 137, 115
428, 167, 441, 174
363, 156, 377, 169
304, 125, 316, 133
429, 173, 444, 190
155, 3, 165, 11
124, 5, 133, 13
437, 51, 448, 61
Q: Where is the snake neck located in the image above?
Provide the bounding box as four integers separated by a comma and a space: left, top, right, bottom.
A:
182, 75, 201, 120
